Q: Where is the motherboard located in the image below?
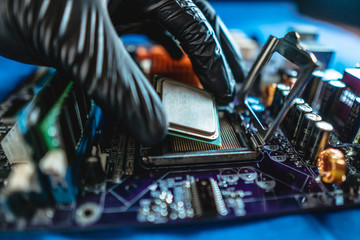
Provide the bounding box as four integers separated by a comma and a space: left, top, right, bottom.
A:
0, 31, 360, 232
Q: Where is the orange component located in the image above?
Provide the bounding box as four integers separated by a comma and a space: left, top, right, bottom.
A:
263, 83, 277, 107
317, 148, 347, 185
136, 45, 202, 89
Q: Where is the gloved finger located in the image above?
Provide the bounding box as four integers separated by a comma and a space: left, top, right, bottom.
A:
115, 22, 183, 60
0, 0, 168, 145
65, 2, 168, 145
153, 0, 236, 102
193, 0, 246, 83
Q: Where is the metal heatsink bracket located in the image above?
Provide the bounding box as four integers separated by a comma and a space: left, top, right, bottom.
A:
238, 31, 319, 145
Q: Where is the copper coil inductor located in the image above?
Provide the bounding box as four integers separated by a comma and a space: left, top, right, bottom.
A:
317, 148, 347, 185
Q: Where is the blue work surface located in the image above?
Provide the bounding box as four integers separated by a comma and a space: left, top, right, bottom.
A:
212, 1, 360, 72
2, 1, 360, 240
0, 58, 37, 102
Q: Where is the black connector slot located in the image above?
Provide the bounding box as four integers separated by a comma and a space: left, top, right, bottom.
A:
191, 178, 217, 218
70, 91, 84, 135
73, 87, 88, 129
61, 102, 78, 153
64, 96, 82, 143
59, 110, 76, 158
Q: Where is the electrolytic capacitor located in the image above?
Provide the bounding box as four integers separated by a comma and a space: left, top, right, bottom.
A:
282, 98, 305, 135
271, 83, 290, 117
301, 70, 324, 105
318, 80, 346, 120
312, 69, 343, 111
340, 97, 360, 143
295, 113, 322, 154
304, 121, 334, 166
288, 105, 313, 145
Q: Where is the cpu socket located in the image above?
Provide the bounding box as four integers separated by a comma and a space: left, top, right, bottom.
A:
141, 32, 318, 167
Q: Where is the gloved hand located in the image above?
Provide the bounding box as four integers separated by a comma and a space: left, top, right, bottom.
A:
0, 0, 245, 145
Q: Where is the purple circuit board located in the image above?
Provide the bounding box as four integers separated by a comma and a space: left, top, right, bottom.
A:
1, 36, 360, 232
2, 122, 355, 232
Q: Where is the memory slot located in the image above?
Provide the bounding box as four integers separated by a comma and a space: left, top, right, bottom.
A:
1, 74, 70, 163
1, 72, 98, 205
2, 72, 93, 164
39, 81, 74, 153
39, 82, 93, 161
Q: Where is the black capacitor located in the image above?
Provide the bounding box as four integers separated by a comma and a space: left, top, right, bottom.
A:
304, 121, 334, 165
301, 70, 324, 104
312, 69, 343, 111
271, 83, 290, 117
341, 97, 360, 143
322, 69, 343, 81
295, 113, 322, 154
282, 98, 305, 135
289, 105, 313, 145
319, 80, 346, 120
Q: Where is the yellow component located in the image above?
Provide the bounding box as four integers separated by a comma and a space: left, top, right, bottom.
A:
317, 148, 347, 185
263, 83, 277, 107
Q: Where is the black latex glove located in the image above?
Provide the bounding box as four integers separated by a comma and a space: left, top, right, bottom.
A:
192, 0, 246, 84
0, 0, 244, 145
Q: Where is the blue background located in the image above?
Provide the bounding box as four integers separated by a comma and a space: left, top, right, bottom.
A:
2, 1, 360, 239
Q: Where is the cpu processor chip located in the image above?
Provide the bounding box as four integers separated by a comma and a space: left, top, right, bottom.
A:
155, 77, 219, 142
